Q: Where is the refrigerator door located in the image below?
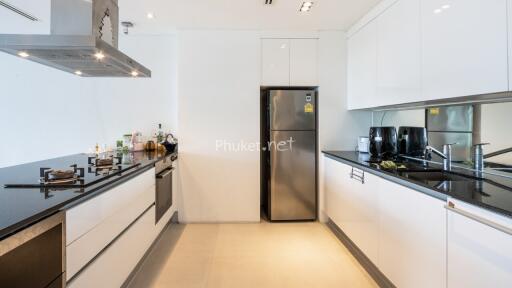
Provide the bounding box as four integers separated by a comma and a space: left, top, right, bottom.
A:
427, 105, 473, 132
270, 130, 316, 221
270, 90, 316, 131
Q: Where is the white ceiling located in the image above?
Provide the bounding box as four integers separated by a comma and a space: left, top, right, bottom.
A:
119, 0, 381, 34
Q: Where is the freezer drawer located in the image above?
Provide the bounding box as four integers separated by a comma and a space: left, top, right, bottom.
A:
270, 90, 316, 131
270, 130, 316, 220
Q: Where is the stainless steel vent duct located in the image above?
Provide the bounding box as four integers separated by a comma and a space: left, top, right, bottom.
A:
0, 0, 151, 77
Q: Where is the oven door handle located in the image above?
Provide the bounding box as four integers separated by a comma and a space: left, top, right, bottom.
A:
156, 167, 174, 179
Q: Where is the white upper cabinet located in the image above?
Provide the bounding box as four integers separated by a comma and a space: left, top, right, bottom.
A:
347, 21, 377, 110
261, 39, 291, 86
290, 39, 318, 86
261, 38, 318, 86
376, 0, 421, 106
421, 0, 508, 100
347, 0, 509, 109
0, 0, 51, 34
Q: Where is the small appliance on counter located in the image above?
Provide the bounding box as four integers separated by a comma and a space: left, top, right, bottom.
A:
358, 136, 370, 153
398, 127, 428, 157
369, 126, 398, 160
131, 132, 145, 152
161, 134, 178, 153
145, 140, 157, 151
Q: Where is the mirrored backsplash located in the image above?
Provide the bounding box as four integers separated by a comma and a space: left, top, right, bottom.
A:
372, 102, 512, 165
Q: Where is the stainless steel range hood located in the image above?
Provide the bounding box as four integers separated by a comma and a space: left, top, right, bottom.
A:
0, 0, 151, 77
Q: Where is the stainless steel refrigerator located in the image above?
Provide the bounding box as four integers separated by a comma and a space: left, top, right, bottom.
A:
265, 90, 316, 221
426, 105, 480, 162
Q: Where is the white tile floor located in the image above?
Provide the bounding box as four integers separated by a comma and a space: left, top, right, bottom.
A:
126, 221, 378, 288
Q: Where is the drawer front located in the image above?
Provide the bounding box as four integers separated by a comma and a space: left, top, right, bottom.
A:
66, 168, 155, 245
66, 184, 154, 280
67, 206, 157, 288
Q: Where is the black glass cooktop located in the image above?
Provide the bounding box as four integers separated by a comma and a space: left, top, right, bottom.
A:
3, 153, 140, 189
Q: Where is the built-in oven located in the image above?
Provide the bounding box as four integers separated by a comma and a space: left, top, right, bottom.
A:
155, 154, 176, 224
0, 211, 65, 288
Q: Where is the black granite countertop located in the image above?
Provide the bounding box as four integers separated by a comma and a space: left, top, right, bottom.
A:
323, 151, 512, 219
0, 151, 176, 240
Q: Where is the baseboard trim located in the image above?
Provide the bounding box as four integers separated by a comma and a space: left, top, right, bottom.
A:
122, 211, 179, 288
326, 219, 395, 288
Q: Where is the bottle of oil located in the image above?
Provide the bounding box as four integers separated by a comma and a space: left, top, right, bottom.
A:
156, 123, 164, 143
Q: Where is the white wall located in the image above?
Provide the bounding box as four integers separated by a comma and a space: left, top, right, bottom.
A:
481, 102, 512, 164
0, 34, 177, 167
177, 30, 261, 223
317, 31, 373, 222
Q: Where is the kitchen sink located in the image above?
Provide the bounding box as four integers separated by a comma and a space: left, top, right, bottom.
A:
400, 171, 473, 182
366, 160, 440, 173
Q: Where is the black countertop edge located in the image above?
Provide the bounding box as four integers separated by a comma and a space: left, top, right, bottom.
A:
322, 151, 512, 219
323, 153, 449, 202
0, 151, 177, 240
61, 165, 155, 211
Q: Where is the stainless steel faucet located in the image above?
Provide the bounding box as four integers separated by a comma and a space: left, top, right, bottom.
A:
426, 144, 455, 171
473, 143, 512, 172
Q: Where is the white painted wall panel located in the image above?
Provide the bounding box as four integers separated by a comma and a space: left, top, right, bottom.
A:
0, 35, 177, 168
317, 31, 372, 221
177, 30, 261, 222
0, 0, 51, 34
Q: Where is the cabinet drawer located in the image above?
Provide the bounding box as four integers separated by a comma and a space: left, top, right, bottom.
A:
66, 168, 155, 245
67, 206, 157, 288
66, 184, 155, 280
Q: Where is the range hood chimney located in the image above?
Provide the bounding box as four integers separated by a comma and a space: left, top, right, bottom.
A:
0, 0, 151, 77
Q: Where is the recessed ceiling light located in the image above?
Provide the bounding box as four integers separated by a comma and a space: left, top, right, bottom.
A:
131, 71, 139, 77
17, 51, 29, 58
147, 13, 154, 19
434, 8, 442, 14
300, 2, 313, 12
75, 70, 82, 76
441, 4, 450, 9
94, 52, 105, 60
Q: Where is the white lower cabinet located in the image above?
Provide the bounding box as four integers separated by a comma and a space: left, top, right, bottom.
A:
65, 169, 156, 280
379, 180, 446, 288
324, 157, 379, 264
66, 169, 155, 245
447, 198, 512, 288
67, 206, 157, 288
323, 155, 446, 287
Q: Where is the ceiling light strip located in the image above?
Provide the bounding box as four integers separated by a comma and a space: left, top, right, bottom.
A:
0, 0, 39, 21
